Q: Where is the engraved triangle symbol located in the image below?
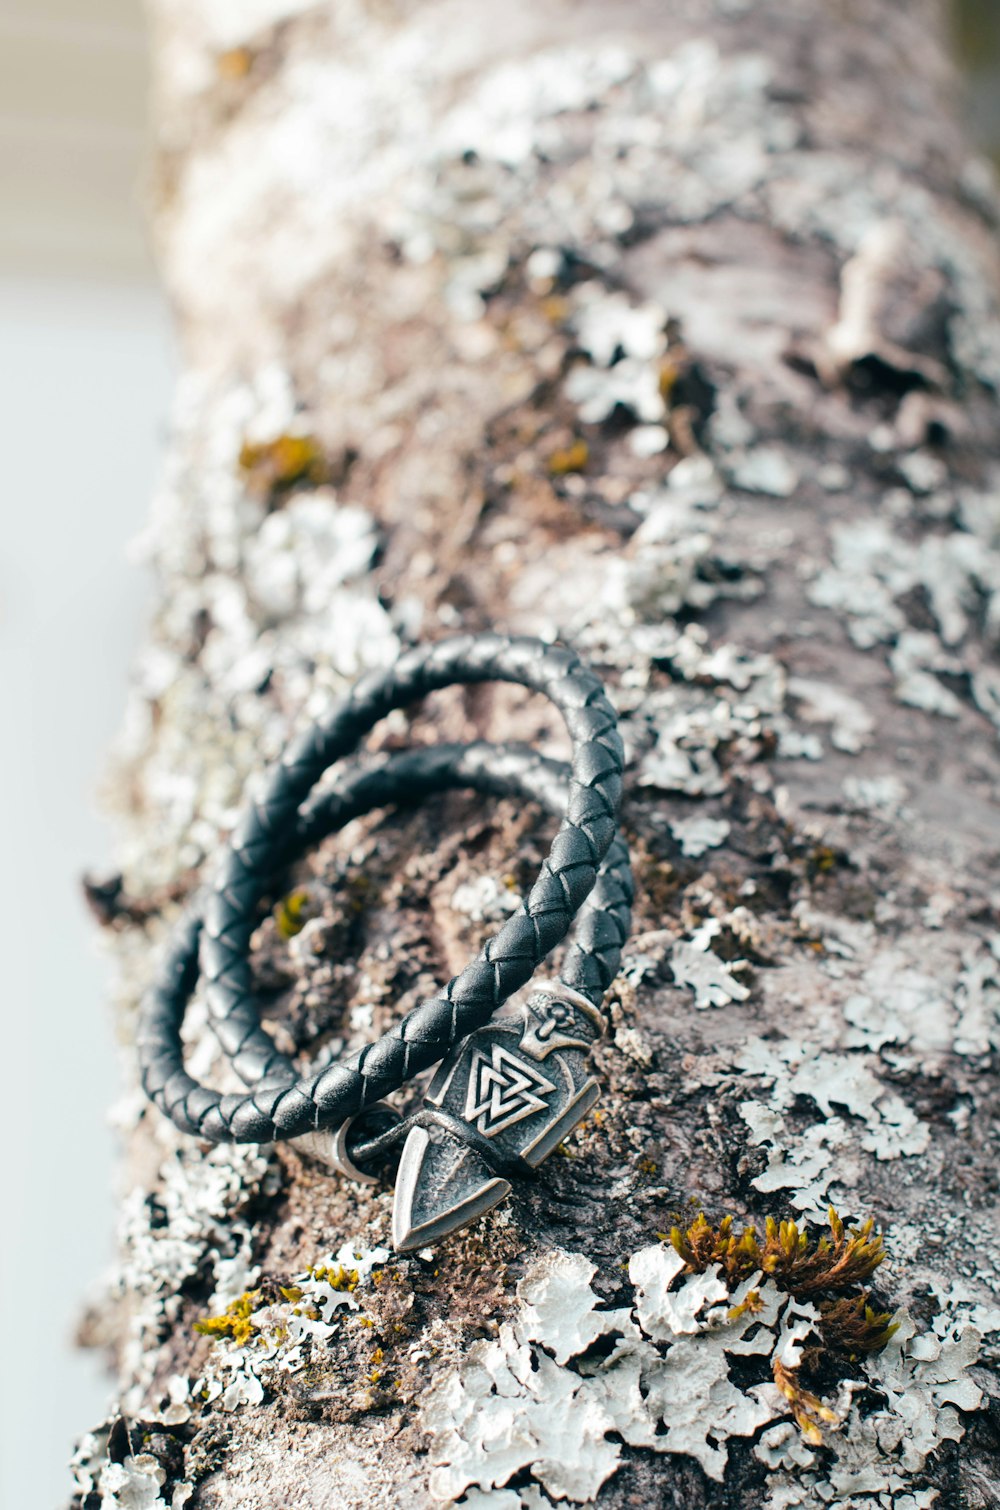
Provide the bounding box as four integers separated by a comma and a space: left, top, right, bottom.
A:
464, 1044, 557, 1138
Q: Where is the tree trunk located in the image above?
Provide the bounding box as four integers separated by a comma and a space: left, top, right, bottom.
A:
72, 1, 1000, 1506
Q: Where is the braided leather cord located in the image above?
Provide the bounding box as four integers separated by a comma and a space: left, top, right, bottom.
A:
303, 742, 633, 1012
138, 745, 631, 1145
138, 635, 627, 1144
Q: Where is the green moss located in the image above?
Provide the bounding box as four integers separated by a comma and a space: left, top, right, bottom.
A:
773, 1357, 840, 1446
669, 1206, 898, 1442
670, 1206, 889, 1297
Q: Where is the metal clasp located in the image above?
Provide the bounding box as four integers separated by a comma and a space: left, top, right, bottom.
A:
391, 984, 603, 1252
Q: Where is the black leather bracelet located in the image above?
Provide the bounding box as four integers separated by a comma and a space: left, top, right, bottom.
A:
137, 634, 631, 1248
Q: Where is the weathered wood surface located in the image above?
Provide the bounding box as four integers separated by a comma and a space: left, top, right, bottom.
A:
72, 1, 1000, 1506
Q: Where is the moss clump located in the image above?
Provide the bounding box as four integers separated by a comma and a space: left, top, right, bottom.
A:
193, 1290, 261, 1348
670, 1206, 897, 1442
773, 1358, 841, 1445
815, 1292, 899, 1356
670, 1207, 888, 1297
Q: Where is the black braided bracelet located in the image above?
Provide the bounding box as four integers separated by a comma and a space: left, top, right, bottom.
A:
138, 634, 631, 1249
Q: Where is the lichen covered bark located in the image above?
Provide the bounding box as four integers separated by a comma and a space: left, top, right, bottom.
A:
73, 1, 1000, 1506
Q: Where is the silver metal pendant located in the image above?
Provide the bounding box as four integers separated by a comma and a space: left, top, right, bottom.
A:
391, 984, 604, 1252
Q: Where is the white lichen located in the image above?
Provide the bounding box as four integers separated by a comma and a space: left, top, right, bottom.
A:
188, 1238, 392, 1410
422, 1242, 984, 1505
115, 1140, 276, 1412
71, 1438, 193, 1510
737, 1036, 930, 1188
670, 814, 731, 858
517, 1250, 633, 1365
671, 919, 751, 1009
451, 874, 523, 923
762, 1312, 983, 1510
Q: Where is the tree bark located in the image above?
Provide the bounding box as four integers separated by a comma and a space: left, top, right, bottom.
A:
72, 1, 1000, 1507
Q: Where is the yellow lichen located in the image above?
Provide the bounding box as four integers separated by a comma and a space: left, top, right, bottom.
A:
194, 1290, 261, 1348
239, 433, 326, 493
217, 47, 253, 80
547, 438, 589, 475
809, 844, 839, 875
275, 887, 311, 939
541, 295, 570, 324
309, 1263, 360, 1291
658, 360, 679, 400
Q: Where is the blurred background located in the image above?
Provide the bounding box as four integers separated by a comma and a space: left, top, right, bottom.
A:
0, 2, 172, 1507
0, 1, 995, 1506
954, 0, 1000, 163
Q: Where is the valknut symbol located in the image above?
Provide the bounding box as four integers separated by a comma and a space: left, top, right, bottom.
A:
464, 1045, 557, 1138
391, 996, 604, 1251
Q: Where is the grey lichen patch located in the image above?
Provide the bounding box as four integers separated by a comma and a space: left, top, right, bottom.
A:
72, 1435, 194, 1510
517, 1249, 634, 1365
450, 872, 523, 923
563, 286, 670, 427
670, 814, 731, 859
114, 1138, 277, 1414
108, 363, 397, 892
421, 1227, 982, 1506
808, 499, 1000, 732
732, 1030, 934, 1230
71, 1238, 407, 1506
671, 919, 752, 1010
760, 1312, 984, 1509
591, 608, 794, 803
596, 458, 765, 639
787, 677, 874, 756
952, 943, 1000, 1057
423, 1244, 780, 1502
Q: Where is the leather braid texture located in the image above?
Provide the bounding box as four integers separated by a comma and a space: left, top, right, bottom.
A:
138, 635, 629, 1145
